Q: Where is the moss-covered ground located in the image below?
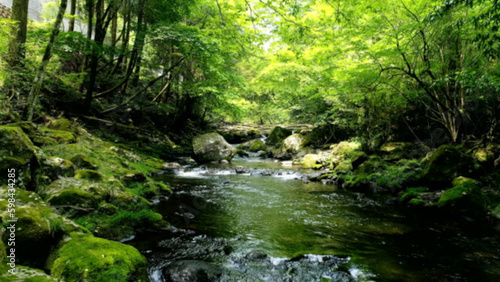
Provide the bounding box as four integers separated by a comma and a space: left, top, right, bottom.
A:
0, 118, 174, 280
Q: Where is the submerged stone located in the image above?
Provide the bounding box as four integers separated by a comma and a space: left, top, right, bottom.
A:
163, 162, 182, 169
162, 260, 223, 282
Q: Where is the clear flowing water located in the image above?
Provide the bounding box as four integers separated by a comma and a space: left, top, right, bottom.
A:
131, 158, 500, 281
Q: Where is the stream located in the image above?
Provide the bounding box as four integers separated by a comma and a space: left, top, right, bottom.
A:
129, 156, 500, 281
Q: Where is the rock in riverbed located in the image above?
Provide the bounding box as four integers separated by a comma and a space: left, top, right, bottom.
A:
163, 260, 222, 282
192, 133, 236, 163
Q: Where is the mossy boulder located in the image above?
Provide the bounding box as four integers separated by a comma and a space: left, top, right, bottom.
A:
48, 189, 101, 209
301, 154, 323, 169
98, 202, 118, 215
38, 128, 76, 144
126, 181, 167, 199
192, 133, 237, 163
75, 169, 104, 181
109, 191, 150, 211
0, 126, 37, 188
333, 160, 354, 174
473, 148, 495, 168
39, 157, 75, 182
120, 170, 147, 185
400, 187, 429, 203
248, 139, 267, 152
0, 199, 86, 268
350, 151, 368, 170
7, 121, 38, 138
46, 118, 72, 132
281, 134, 309, 153
266, 126, 292, 147
48, 234, 148, 281
422, 145, 477, 186
42, 178, 110, 210
0, 187, 45, 206
330, 141, 362, 156
69, 153, 97, 169
437, 177, 487, 214
354, 156, 385, 175
0, 266, 59, 281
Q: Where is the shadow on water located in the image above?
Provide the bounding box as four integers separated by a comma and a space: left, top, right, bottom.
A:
129, 158, 500, 281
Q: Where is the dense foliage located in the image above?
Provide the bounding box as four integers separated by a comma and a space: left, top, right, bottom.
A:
0, 0, 499, 145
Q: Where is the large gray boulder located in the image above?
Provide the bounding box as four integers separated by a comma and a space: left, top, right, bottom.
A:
192, 133, 236, 163
282, 134, 309, 153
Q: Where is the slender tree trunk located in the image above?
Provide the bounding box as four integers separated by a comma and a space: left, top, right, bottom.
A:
68, 0, 77, 32
111, 0, 131, 75
79, 0, 94, 92
111, 9, 117, 46
122, 0, 147, 94
86, 0, 93, 40
8, 0, 29, 67
26, 0, 68, 121
84, 0, 105, 111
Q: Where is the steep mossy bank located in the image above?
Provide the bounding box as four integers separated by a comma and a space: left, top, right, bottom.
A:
228, 125, 500, 220
0, 118, 174, 280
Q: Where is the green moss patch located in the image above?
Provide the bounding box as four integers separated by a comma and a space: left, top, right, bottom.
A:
69, 153, 97, 169
438, 177, 487, 214
48, 234, 148, 281
45, 118, 73, 132
40, 128, 76, 144
422, 145, 478, 186
74, 209, 164, 240
75, 169, 104, 181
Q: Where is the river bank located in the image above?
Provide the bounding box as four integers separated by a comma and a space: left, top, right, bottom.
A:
1, 119, 500, 281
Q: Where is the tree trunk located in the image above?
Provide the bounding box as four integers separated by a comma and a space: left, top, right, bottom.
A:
111, 9, 117, 46
111, 0, 131, 75
86, 0, 93, 40
26, 0, 68, 121
68, 0, 77, 32
122, 0, 147, 94
84, 0, 105, 111
8, 0, 29, 67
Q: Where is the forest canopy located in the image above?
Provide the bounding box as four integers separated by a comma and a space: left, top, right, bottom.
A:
1, 0, 499, 146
